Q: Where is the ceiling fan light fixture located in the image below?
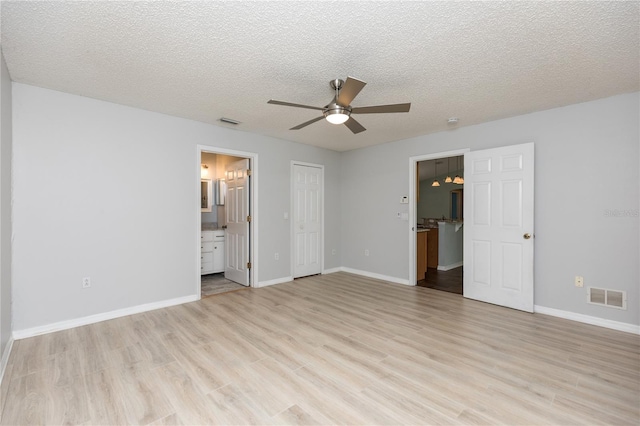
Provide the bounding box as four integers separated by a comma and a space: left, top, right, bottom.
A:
324, 106, 350, 125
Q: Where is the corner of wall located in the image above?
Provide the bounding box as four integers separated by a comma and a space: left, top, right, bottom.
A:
0, 46, 14, 370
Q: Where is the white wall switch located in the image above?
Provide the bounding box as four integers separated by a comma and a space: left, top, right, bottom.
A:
400, 212, 409, 221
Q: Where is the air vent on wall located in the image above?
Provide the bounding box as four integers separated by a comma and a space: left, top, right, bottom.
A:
588, 287, 627, 310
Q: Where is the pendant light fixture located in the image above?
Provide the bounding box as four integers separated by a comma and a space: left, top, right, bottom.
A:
444, 157, 453, 183
453, 156, 464, 184
431, 160, 440, 187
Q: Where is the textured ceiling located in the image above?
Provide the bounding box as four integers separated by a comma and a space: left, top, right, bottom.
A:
1, 1, 638, 152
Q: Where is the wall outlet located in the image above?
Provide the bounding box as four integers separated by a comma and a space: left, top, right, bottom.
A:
575, 276, 584, 287
364, 249, 370, 256
82, 277, 91, 288
274, 253, 279, 260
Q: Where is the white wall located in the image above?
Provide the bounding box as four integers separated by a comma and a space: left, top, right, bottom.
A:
341, 93, 639, 326
0, 50, 13, 366
12, 83, 342, 332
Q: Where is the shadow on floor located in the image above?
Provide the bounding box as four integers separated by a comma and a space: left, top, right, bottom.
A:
201, 273, 247, 297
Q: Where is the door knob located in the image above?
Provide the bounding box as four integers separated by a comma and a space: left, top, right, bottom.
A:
523, 233, 532, 239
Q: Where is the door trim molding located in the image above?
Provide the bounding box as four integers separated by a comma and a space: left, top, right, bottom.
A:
409, 149, 469, 286
197, 145, 259, 296
290, 161, 325, 279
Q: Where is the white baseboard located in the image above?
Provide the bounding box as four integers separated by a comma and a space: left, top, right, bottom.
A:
13, 294, 199, 340
0, 336, 14, 387
322, 267, 341, 274
340, 267, 411, 286
257, 276, 293, 288
437, 261, 463, 271
534, 305, 640, 335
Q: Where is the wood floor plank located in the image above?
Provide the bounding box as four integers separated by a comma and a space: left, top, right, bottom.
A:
1, 271, 638, 425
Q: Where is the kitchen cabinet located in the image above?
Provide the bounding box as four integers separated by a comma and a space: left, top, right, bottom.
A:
427, 228, 439, 269
417, 230, 428, 282
201, 230, 225, 274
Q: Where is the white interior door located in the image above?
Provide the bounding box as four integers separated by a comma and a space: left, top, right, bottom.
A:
293, 164, 323, 278
463, 143, 534, 312
225, 159, 250, 286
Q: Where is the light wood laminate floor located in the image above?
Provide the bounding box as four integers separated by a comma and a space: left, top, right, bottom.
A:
1, 272, 639, 425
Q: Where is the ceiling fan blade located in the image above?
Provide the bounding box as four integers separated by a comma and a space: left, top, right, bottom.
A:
336, 77, 367, 107
290, 116, 324, 130
344, 117, 366, 134
268, 100, 325, 111
351, 103, 411, 114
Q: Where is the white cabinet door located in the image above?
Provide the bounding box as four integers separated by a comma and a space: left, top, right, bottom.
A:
225, 159, 250, 286
293, 164, 323, 278
213, 241, 224, 273
200, 231, 214, 275
463, 143, 534, 312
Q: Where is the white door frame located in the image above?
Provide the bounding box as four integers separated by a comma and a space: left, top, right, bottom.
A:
196, 145, 259, 297
408, 149, 469, 286
290, 161, 324, 278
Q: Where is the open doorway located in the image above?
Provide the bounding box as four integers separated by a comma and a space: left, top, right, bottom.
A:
409, 149, 468, 293
198, 146, 258, 298
415, 156, 464, 294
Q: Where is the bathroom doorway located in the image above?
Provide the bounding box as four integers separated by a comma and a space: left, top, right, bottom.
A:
198, 146, 258, 298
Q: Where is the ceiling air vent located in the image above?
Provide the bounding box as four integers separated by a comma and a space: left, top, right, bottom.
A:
219, 117, 240, 125
587, 287, 627, 310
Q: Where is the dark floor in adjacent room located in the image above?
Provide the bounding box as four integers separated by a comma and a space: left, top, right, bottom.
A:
417, 266, 463, 294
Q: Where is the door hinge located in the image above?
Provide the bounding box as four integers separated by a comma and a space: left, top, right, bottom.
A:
247, 262, 252, 269
247, 215, 251, 222
247, 169, 252, 176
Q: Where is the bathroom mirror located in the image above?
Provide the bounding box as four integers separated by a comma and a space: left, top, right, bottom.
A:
201, 179, 212, 212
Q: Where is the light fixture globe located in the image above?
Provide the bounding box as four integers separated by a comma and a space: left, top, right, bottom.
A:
323, 104, 351, 125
